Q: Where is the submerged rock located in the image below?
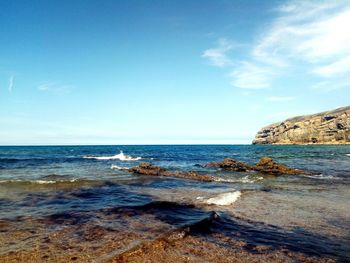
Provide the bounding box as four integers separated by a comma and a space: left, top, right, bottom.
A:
129, 163, 215, 182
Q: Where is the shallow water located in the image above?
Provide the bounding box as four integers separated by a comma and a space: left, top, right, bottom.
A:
0, 145, 349, 262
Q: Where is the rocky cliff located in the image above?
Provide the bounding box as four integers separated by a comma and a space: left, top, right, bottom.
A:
253, 106, 350, 144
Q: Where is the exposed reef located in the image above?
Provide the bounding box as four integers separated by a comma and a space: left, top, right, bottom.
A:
206, 158, 252, 172
206, 157, 314, 175
130, 157, 314, 179
129, 162, 216, 182
254, 157, 313, 175
253, 106, 350, 144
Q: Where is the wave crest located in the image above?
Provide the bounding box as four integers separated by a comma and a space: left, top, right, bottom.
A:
84, 151, 142, 161
204, 191, 241, 206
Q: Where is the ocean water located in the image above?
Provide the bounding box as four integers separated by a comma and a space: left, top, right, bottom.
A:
0, 145, 349, 262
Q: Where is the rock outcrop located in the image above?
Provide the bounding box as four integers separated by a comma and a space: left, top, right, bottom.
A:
254, 157, 312, 175
206, 158, 252, 172
253, 106, 350, 144
129, 162, 216, 182
130, 157, 315, 180
206, 157, 314, 175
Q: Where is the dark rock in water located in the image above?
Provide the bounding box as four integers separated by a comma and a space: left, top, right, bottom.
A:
205, 157, 314, 176
130, 158, 314, 180
205, 158, 253, 172
253, 106, 350, 144
129, 162, 169, 176
254, 157, 313, 175
129, 163, 215, 182
174, 171, 215, 182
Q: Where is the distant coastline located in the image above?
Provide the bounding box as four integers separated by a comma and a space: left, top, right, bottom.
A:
253, 106, 350, 145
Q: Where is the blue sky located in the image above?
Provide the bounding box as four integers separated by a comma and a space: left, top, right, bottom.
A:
1, 0, 350, 145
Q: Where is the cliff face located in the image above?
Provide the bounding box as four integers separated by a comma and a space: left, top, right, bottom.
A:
253, 106, 350, 144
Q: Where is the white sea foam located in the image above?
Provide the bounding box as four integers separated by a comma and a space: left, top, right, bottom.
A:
346, 154, 350, 157
0, 179, 56, 184
214, 176, 263, 184
205, 191, 241, 206
0, 179, 77, 184
110, 164, 129, 170
309, 175, 336, 180
213, 178, 238, 183
299, 173, 341, 180
84, 151, 142, 161
241, 175, 263, 183
33, 180, 57, 184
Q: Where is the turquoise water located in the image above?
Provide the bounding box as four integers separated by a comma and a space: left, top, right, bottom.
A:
0, 145, 349, 261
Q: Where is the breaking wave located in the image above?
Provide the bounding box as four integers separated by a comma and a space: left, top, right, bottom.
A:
203, 191, 242, 206
84, 151, 142, 161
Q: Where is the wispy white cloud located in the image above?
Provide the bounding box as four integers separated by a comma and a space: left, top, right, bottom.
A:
203, 0, 350, 91
312, 56, 350, 77
251, 0, 350, 88
265, 96, 295, 102
8, 75, 14, 92
37, 82, 74, 94
254, 2, 350, 61
202, 38, 236, 67
311, 78, 350, 92
230, 62, 272, 89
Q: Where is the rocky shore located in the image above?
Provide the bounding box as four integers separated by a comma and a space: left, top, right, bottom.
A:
253, 106, 350, 144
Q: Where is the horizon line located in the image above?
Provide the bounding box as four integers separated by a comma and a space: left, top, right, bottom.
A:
0, 143, 254, 147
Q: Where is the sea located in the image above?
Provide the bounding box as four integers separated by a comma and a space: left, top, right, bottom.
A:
0, 145, 349, 262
